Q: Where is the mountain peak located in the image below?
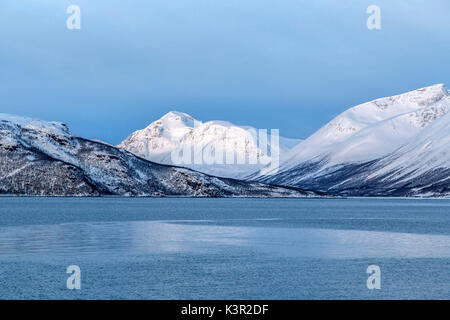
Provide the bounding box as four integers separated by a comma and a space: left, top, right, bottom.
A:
427, 83, 448, 92
160, 111, 194, 122
369, 84, 448, 110
0, 113, 70, 135
405, 83, 447, 99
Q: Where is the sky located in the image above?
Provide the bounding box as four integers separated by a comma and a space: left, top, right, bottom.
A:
1, 0, 449, 144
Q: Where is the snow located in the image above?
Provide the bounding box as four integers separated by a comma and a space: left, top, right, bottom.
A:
0, 113, 70, 136
263, 84, 449, 176
250, 84, 449, 197
118, 111, 302, 178
0, 112, 80, 164
367, 110, 450, 181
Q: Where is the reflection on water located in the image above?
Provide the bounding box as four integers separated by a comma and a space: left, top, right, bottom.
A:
0, 198, 449, 299
0, 221, 449, 259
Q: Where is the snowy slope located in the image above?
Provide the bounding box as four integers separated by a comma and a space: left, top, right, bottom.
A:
254, 84, 450, 197
361, 110, 450, 196
275, 84, 448, 173
374, 110, 450, 180
118, 111, 301, 178
0, 113, 319, 197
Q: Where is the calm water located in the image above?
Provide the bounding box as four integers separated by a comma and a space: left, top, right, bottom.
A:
0, 197, 448, 299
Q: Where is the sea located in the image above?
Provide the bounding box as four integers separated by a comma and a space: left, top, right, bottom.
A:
0, 197, 448, 299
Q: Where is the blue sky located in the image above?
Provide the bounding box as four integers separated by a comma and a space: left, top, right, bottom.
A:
1, 0, 449, 144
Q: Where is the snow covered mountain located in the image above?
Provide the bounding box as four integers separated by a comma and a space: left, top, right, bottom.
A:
0, 113, 320, 197
3, 84, 447, 198
253, 84, 450, 197
118, 111, 301, 179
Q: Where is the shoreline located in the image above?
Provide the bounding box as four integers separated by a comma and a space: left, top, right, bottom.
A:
0, 195, 449, 200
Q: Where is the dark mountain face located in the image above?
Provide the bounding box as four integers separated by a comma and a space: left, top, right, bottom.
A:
257, 159, 450, 198
0, 145, 99, 196
0, 115, 322, 198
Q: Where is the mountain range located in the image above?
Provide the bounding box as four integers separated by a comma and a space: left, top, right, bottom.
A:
1, 84, 448, 197
0, 113, 322, 197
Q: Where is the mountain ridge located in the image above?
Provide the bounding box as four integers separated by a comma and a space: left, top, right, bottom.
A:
0, 113, 323, 198
1, 84, 448, 197
252, 84, 450, 197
